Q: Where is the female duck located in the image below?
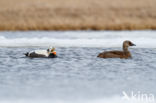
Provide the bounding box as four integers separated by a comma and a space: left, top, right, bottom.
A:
97, 40, 136, 59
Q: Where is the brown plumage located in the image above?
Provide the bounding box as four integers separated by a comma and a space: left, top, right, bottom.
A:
97, 40, 136, 59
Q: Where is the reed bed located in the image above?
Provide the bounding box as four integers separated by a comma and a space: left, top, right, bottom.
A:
0, 0, 156, 31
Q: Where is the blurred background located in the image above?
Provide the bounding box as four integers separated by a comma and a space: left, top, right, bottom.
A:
0, 0, 156, 31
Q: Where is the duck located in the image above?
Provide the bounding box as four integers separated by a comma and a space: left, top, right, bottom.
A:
25, 47, 57, 58
97, 40, 136, 59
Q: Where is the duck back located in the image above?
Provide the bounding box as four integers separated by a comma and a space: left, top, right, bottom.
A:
97, 50, 131, 59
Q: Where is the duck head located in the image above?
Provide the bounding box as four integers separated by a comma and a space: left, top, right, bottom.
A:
47, 47, 55, 52
123, 40, 136, 51
47, 47, 57, 58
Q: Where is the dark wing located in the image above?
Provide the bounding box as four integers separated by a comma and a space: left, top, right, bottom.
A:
106, 51, 124, 55
28, 52, 46, 58
97, 50, 124, 58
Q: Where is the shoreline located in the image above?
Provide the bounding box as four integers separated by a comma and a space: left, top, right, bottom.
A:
0, 23, 156, 31
0, 0, 156, 31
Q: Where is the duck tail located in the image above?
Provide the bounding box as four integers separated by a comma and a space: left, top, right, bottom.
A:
25, 52, 29, 56
97, 53, 104, 58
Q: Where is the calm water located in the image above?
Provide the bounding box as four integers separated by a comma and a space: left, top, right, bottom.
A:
0, 31, 156, 103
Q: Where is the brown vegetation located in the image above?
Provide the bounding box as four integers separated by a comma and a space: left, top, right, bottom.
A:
0, 0, 156, 31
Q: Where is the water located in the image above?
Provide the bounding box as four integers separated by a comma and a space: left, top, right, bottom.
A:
0, 31, 156, 103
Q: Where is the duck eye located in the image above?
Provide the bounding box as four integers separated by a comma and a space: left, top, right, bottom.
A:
129, 42, 132, 45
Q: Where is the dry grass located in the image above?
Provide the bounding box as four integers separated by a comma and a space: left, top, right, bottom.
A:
0, 0, 156, 31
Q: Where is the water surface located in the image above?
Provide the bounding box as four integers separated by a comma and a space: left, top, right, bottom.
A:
0, 31, 156, 103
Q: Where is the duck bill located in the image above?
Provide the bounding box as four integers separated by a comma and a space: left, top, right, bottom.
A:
131, 43, 136, 46
52, 51, 57, 55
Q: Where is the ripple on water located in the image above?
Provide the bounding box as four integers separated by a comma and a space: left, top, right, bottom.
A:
0, 47, 156, 100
